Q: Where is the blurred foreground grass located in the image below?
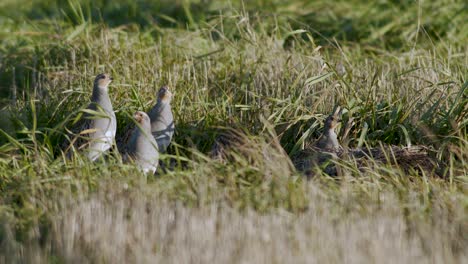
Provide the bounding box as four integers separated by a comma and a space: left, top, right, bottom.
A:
0, 0, 467, 262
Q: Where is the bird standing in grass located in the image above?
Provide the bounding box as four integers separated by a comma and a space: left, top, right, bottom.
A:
314, 107, 342, 151
116, 85, 174, 171
125, 111, 160, 174
148, 86, 175, 153
63, 73, 117, 161
292, 107, 343, 176
293, 106, 443, 177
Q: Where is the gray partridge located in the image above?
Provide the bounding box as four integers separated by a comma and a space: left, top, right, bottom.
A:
292, 107, 342, 175
148, 86, 175, 153
125, 111, 160, 174
117, 86, 175, 155
293, 106, 443, 177
63, 73, 117, 161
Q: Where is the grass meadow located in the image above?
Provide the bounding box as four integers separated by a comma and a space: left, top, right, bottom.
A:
0, 0, 467, 263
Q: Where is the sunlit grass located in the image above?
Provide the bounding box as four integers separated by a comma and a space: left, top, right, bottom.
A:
0, 0, 466, 262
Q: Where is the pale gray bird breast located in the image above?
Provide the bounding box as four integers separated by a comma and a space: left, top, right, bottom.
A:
314, 107, 342, 151
126, 111, 160, 174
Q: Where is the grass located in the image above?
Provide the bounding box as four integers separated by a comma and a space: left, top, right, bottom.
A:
0, 0, 467, 263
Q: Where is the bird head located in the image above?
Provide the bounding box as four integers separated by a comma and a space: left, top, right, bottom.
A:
134, 111, 150, 124
324, 106, 342, 131
94, 73, 113, 89
157, 86, 173, 103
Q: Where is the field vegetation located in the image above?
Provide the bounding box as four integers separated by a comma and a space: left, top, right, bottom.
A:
0, 0, 466, 262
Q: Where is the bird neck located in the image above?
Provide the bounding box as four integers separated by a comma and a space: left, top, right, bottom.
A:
317, 127, 340, 149
135, 122, 155, 149
139, 121, 152, 132
325, 128, 340, 148
91, 86, 112, 110
153, 100, 170, 114
158, 99, 170, 106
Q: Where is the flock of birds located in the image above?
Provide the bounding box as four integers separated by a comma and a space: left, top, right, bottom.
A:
62, 73, 174, 174
62, 73, 442, 177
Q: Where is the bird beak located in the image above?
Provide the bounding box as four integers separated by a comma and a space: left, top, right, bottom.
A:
110, 77, 114, 81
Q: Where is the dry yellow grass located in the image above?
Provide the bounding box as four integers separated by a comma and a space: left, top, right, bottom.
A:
0, 1, 466, 263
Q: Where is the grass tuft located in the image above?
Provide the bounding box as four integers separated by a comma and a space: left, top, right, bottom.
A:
0, 0, 466, 262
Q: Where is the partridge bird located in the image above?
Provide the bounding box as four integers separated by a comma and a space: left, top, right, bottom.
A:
125, 111, 160, 174
210, 127, 248, 161
292, 107, 342, 175
63, 73, 117, 161
348, 144, 442, 176
117, 86, 175, 154
314, 107, 342, 151
148, 86, 175, 153
294, 106, 443, 177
